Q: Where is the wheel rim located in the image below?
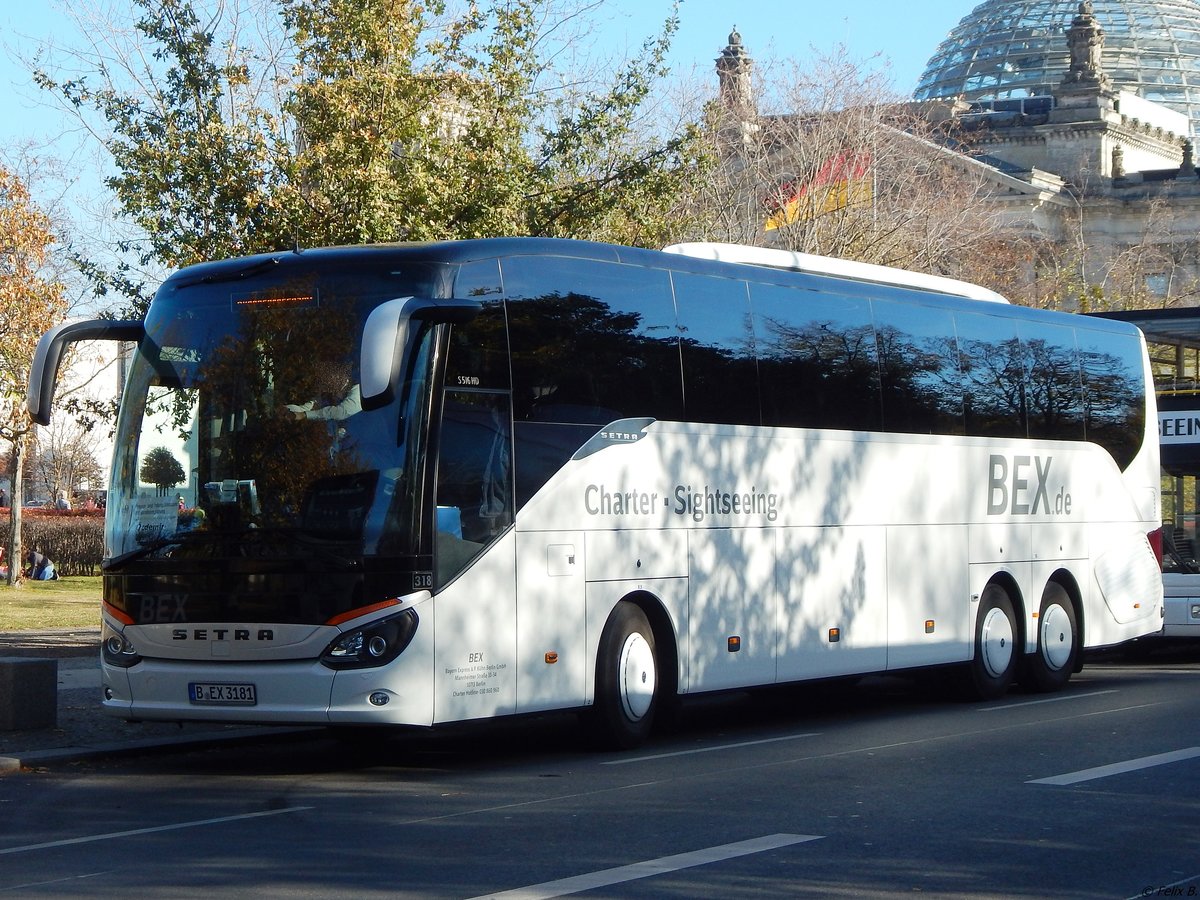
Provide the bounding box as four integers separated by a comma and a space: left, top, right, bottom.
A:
618, 632, 656, 722
980, 606, 1015, 679
1040, 603, 1074, 671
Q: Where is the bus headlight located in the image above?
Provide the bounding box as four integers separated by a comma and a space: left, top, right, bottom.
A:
321, 608, 419, 670
101, 621, 142, 668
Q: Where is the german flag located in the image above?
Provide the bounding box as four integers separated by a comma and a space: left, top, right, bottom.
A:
764, 151, 872, 231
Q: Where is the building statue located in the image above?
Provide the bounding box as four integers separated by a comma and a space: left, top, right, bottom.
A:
1063, 1, 1112, 90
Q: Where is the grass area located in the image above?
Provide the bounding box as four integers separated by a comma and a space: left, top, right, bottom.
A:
0, 576, 103, 631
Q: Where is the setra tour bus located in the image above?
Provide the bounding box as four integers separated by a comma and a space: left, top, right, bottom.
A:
28, 238, 1164, 748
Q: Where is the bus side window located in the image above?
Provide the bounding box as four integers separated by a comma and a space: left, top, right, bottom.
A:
502, 255, 682, 424
672, 272, 761, 426
1020, 321, 1085, 442
453, 259, 503, 301
956, 311, 1028, 439
1078, 328, 1146, 469
750, 283, 882, 431
502, 255, 682, 506
873, 300, 964, 435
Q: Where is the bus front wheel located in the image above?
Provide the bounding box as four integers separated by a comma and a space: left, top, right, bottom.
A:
964, 584, 1018, 701
1019, 583, 1078, 693
589, 602, 658, 750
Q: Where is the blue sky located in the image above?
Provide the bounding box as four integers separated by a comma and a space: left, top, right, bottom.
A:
593, 0, 971, 90
0, 0, 978, 242
0, 1, 975, 147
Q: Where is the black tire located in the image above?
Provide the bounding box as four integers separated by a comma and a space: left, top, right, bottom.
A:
963, 584, 1018, 701
1019, 583, 1078, 693
588, 602, 658, 750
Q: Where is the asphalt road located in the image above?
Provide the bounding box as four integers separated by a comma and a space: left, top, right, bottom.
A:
1, 647, 1198, 899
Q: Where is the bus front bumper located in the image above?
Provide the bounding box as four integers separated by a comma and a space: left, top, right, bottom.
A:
100, 658, 435, 727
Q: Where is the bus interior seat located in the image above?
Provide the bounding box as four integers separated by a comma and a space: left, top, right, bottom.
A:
1164, 526, 1200, 574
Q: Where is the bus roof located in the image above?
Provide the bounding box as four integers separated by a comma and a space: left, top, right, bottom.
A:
662, 242, 1010, 305
1090, 307, 1200, 351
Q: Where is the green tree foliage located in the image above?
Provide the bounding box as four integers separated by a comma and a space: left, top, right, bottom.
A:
139, 446, 186, 495
37, 0, 700, 312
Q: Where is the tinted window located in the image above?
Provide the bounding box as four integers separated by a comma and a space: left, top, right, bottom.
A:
673, 272, 760, 426
502, 256, 682, 506
1020, 322, 1084, 442
443, 298, 510, 392
873, 300, 963, 435
1078, 327, 1146, 469
956, 311, 1027, 438
453, 258, 503, 301
502, 256, 682, 424
751, 283, 881, 431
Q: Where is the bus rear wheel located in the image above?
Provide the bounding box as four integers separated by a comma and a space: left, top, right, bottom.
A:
964, 584, 1018, 701
1019, 583, 1078, 693
589, 602, 658, 750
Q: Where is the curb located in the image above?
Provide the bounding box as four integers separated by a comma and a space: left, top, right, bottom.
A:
0, 726, 319, 774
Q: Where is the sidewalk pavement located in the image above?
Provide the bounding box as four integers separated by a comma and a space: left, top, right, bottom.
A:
0, 629, 311, 773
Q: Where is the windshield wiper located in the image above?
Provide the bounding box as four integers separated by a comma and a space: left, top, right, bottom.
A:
104, 527, 361, 570
104, 537, 186, 569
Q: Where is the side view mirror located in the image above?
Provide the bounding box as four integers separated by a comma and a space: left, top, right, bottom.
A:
360, 297, 481, 409
27, 319, 145, 425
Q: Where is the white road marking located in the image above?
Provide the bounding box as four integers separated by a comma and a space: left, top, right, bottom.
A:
2, 870, 113, 891
602, 732, 822, 765
1029, 747, 1200, 785
0, 806, 313, 855
465, 833, 823, 900
977, 690, 1118, 711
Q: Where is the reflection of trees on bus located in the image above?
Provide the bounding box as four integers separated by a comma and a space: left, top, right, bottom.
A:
139, 446, 186, 496
875, 325, 963, 434
168, 291, 380, 528
1023, 338, 1083, 438
505, 293, 682, 426
960, 336, 1028, 436
757, 317, 882, 430
451, 268, 1147, 512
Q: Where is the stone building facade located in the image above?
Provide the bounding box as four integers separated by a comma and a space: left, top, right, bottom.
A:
716, 4, 1200, 306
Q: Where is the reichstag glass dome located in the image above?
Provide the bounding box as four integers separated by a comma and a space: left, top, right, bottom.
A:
914, 1, 1200, 134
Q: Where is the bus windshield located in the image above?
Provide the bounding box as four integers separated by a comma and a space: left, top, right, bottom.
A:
105, 264, 439, 625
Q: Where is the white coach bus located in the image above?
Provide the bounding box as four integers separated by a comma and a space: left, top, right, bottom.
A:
29, 238, 1164, 748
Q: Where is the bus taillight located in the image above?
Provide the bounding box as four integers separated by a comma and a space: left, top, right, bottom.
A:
1149, 527, 1165, 570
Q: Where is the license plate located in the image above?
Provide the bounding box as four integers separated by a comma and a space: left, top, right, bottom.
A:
189, 682, 257, 705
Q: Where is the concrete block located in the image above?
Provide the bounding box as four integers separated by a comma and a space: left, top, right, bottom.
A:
0, 657, 58, 731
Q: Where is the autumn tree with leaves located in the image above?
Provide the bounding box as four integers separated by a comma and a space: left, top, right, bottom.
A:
0, 165, 68, 584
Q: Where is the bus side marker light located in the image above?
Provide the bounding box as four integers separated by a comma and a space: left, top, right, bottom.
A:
828, 628, 840, 643
545, 652, 559, 664
925, 620, 936, 634
728, 636, 741, 652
